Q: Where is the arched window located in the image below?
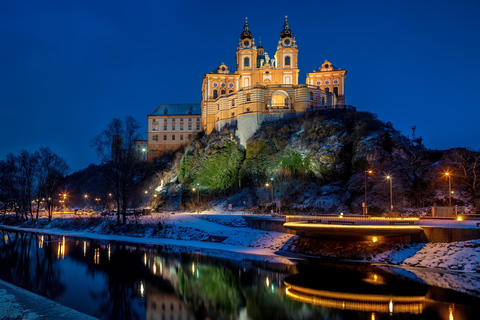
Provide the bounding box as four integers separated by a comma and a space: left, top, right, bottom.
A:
246, 93, 250, 101
244, 57, 249, 67
310, 92, 313, 100
229, 90, 233, 94
213, 90, 218, 99
285, 56, 291, 66
333, 87, 339, 96
221, 89, 226, 95
325, 87, 330, 93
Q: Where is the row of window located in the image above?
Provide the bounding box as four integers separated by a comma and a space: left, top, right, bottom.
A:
213, 91, 251, 101
213, 82, 234, 88
152, 134, 191, 141
315, 79, 339, 85
308, 88, 339, 100
152, 118, 200, 123
153, 124, 200, 131
213, 89, 234, 99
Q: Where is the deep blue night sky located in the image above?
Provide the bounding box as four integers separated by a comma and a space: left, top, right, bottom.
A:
1, 0, 479, 172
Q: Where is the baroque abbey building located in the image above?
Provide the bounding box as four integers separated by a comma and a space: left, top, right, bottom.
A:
138, 18, 349, 161
201, 17, 347, 145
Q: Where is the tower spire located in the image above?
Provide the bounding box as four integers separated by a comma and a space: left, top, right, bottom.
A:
280, 15, 292, 38
240, 17, 252, 39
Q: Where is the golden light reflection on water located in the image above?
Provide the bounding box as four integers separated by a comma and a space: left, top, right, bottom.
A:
94, 248, 100, 265
4, 234, 8, 244
284, 284, 425, 314
38, 236, 44, 249
83, 241, 86, 257
57, 237, 65, 259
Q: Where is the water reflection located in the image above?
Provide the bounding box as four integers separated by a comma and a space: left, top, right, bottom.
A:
1, 228, 480, 320
283, 263, 480, 319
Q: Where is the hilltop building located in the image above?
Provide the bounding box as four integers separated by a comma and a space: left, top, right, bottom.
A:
200, 17, 347, 145
138, 17, 349, 161
139, 104, 201, 162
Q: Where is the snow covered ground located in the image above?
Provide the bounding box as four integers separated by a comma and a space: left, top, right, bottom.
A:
0, 288, 39, 320
0, 279, 96, 320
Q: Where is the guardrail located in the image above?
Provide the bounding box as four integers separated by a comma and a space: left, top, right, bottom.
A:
286, 215, 419, 226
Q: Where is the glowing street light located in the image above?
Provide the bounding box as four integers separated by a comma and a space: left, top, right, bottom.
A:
364, 170, 373, 215
270, 177, 274, 205
444, 172, 453, 217
386, 175, 393, 213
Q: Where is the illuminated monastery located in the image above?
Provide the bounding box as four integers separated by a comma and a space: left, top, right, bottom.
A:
139, 17, 349, 160
200, 17, 347, 144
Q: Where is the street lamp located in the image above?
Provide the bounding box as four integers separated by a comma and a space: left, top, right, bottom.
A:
270, 177, 274, 206
364, 170, 373, 215
445, 172, 452, 217
386, 175, 393, 213
196, 183, 200, 205
59, 192, 67, 212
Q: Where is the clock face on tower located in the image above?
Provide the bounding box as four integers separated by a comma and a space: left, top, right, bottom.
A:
243, 40, 250, 47
284, 39, 290, 45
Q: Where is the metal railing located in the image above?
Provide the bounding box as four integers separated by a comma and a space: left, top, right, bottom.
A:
285, 215, 419, 226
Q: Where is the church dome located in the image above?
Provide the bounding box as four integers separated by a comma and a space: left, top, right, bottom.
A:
280, 16, 292, 38
240, 20, 253, 39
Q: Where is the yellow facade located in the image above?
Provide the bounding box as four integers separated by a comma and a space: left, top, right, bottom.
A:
201, 17, 347, 134
146, 104, 202, 161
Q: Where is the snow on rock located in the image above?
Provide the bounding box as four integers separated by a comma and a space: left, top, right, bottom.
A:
403, 240, 480, 272
197, 215, 248, 227
0, 289, 39, 320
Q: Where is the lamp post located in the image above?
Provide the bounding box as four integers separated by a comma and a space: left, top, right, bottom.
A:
364, 170, 372, 215
386, 176, 393, 213
445, 172, 452, 217
265, 183, 269, 210
192, 187, 197, 212
196, 183, 200, 204
59, 193, 67, 212
270, 177, 274, 205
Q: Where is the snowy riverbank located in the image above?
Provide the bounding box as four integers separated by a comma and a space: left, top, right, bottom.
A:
1, 212, 480, 273
0, 279, 96, 320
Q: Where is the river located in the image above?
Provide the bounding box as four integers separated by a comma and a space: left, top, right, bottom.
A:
1, 228, 479, 320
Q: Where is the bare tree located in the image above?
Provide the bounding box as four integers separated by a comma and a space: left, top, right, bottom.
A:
37, 147, 70, 221
91, 116, 143, 225
451, 148, 480, 211
16, 150, 40, 220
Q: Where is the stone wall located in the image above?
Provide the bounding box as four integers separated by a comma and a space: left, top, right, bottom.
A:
216, 112, 300, 147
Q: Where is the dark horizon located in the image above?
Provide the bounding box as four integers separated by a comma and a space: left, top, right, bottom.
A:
1, 0, 479, 171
